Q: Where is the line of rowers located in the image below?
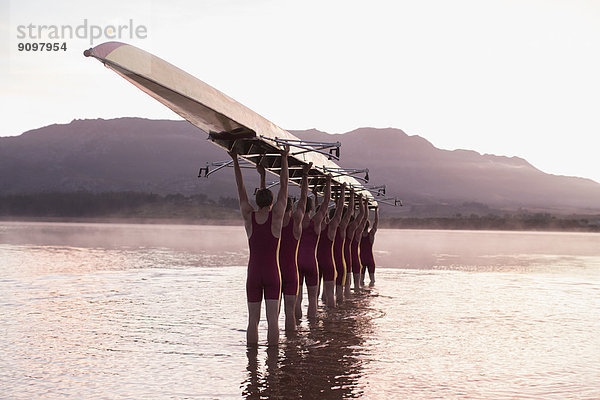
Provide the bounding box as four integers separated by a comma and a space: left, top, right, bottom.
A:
229, 146, 378, 346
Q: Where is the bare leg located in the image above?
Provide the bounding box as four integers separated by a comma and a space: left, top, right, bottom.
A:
295, 284, 303, 319
369, 269, 375, 287
344, 274, 352, 297
336, 284, 344, 303
318, 277, 325, 304
324, 280, 336, 308
266, 345, 278, 368
247, 301, 261, 346
265, 299, 280, 346
321, 276, 329, 305
353, 273, 362, 292
283, 294, 297, 332
307, 285, 318, 318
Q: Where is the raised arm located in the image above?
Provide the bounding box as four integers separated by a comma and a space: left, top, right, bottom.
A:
347, 194, 362, 241
327, 182, 346, 239
313, 174, 332, 232
339, 187, 355, 233
357, 197, 369, 234
292, 162, 312, 238
370, 206, 379, 242
229, 149, 253, 221
271, 145, 290, 220
257, 163, 266, 189
312, 185, 319, 214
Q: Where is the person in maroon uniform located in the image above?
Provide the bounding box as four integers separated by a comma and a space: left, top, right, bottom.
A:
296, 174, 331, 319
274, 162, 311, 331
315, 189, 328, 304
348, 196, 367, 293
229, 145, 289, 347
360, 206, 379, 287
341, 189, 356, 297
331, 184, 347, 303
318, 183, 345, 307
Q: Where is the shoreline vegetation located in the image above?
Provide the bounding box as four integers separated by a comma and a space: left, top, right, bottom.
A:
1, 192, 599, 232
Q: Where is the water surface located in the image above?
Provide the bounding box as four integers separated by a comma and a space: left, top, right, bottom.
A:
1, 222, 599, 399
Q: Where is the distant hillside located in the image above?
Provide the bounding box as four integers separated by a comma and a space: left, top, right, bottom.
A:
2, 118, 600, 216
0, 118, 244, 198
290, 128, 600, 214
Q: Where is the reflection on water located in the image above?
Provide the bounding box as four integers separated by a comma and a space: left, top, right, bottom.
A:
242, 294, 376, 399
1, 222, 600, 399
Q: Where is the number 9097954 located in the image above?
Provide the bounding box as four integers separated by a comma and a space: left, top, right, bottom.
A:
17, 42, 67, 51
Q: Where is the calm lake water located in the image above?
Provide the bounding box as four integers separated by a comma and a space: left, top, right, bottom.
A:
1, 222, 599, 399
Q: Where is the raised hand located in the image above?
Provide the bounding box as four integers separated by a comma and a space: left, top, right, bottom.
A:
303, 162, 313, 175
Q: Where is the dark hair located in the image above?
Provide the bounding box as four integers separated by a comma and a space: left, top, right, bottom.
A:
256, 189, 273, 208
364, 220, 370, 231
286, 197, 293, 212
306, 197, 313, 213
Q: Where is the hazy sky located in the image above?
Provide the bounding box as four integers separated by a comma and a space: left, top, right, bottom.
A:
2, 0, 599, 183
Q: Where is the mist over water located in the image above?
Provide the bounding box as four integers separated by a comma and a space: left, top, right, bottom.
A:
1, 222, 599, 399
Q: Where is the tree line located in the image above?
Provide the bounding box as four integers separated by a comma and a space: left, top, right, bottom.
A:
1, 192, 598, 231
384, 213, 600, 232
0, 191, 239, 219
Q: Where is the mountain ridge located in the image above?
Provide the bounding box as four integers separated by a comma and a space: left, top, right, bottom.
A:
1, 118, 599, 215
